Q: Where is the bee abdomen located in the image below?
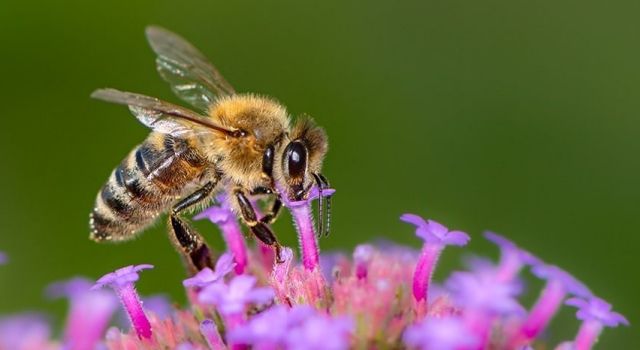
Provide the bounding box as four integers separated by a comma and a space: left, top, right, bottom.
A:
90, 135, 208, 242
100, 183, 133, 217
115, 160, 153, 202
89, 209, 121, 241
90, 150, 163, 242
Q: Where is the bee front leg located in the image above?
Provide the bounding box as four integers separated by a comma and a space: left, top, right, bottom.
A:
248, 186, 282, 224
260, 198, 282, 225
169, 181, 216, 274
234, 188, 284, 263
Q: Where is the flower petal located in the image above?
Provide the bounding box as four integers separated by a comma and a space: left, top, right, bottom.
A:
400, 213, 428, 228
443, 231, 470, 246
214, 252, 236, 277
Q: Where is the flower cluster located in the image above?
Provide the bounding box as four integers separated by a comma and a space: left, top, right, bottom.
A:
0, 189, 629, 350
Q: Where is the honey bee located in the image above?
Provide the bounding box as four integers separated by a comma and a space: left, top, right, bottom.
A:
90, 26, 331, 273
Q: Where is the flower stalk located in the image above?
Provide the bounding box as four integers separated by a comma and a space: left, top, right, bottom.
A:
280, 187, 335, 271
412, 244, 442, 302
117, 285, 152, 339
521, 279, 565, 338
575, 319, 604, 350
195, 195, 248, 274
291, 202, 319, 270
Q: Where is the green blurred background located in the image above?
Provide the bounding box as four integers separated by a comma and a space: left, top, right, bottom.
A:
0, 0, 637, 347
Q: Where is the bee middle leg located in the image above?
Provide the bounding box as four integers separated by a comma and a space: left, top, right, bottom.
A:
234, 188, 284, 263
168, 181, 216, 274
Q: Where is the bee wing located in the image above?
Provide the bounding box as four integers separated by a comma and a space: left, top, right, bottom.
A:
146, 26, 236, 112
91, 88, 236, 137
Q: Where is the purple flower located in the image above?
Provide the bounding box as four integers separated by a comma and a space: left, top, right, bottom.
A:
510, 264, 591, 346
183, 252, 235, 288
93, 264, 153, 289
280, 186, 335, 271
48, 277, 117, 350
446, 270, 524, 347
284, 312, 353, 350
401, 214, 469, 302
0, 207, 629, 349
403, 317, 480, 350
195, 194, 249, 274
279, 186, 336, 209
566, 297, 628, 327
200, 275, 274, 315
229, 305, 352, 350
565, 296, 628, 350
446, 271, 524, 316
402, 215, 470, 246
0, 313, 51, 350
227, 305, 291, 348
484, 231, 540, 282
0, 251, 7, 265
532, 264, 592, 298
92, 264, 154, 339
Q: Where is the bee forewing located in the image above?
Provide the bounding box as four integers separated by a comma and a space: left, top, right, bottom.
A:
129, 106, 194, 137
146, 25, 236, 111
91, 88, 234, 136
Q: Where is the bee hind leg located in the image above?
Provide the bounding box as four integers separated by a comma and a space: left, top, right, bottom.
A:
234, 188, 284, 263
168, 181, 216, 274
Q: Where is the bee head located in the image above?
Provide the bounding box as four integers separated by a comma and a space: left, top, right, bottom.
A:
280, 117, 328, 201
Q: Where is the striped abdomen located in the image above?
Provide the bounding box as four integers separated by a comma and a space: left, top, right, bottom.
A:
90, 134, 210, 241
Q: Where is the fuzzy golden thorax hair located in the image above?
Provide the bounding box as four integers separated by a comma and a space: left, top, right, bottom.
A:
206, 94, 290, 190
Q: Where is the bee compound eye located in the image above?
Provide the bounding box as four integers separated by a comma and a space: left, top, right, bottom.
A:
262, 145, 275, 176
285, 141, 307, 179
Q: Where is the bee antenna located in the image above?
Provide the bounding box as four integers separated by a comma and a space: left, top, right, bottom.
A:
312, 173, 324, 238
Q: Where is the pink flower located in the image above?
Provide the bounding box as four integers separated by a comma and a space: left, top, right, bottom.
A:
92, 264, 154, 339
401, 214, 469, 303
564, 296, 629, 350
183, 253, 235, 288
0, 212, 628, 349
195, 194, 249, 274
48, 277, 117, 350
